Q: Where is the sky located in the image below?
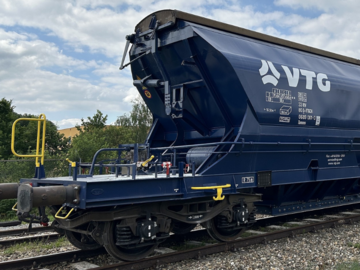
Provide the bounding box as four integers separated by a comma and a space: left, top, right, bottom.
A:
1, 0, 360, 129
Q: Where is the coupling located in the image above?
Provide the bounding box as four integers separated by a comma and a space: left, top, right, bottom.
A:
17, 183, 81, 213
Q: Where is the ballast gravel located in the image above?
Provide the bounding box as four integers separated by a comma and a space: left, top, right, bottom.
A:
1, 221, 360, 269
158, 223, 360, 270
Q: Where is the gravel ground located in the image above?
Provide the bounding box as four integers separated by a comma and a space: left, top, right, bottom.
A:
156, 223, 360, 270
0, 222, 42, 231
0, 222, 58, 241
1, 219, 360, 270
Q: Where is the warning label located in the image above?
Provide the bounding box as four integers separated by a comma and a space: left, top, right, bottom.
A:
326, 154, 345, 166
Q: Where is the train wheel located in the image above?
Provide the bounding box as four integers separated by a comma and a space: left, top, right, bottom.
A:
171, 221, 197, 235
206, 216, 243, 242
64, 230, 102, 250
103, 221, 158, 261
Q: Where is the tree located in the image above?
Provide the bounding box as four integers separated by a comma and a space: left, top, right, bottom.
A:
76, 110, 107, 133
0, 98, 69, 159
116, 96, 152, 143
68, 96, 153, 163
0, 98, 16, 159
68, 105, 149, 163
68, 128, 108, 162
12, 113, 69, 157
69, 110, 123, 162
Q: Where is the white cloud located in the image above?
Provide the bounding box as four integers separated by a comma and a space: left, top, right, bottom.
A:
0, 25, 135, 126
57, 118, 82, 129
1, 0, 360, 130
0, 28, 93, 76
274, 0, 360, 13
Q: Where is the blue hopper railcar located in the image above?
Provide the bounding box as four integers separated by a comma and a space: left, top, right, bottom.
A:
3, 10, 360, 261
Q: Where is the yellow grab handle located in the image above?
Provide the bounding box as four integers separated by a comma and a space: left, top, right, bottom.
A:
191, 184, 231, 201
55, 206, 75, 220
141, 155, 155, 167
66, 158, 77, 168
12, 202, 18, 211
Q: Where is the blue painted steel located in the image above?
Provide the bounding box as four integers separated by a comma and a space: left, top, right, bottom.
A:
17, 12, 360, 216
34, 164, 46, 179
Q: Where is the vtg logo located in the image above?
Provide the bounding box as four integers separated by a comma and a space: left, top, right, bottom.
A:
259, 60, 331, 92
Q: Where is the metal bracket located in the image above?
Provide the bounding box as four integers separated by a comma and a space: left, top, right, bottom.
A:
171, 87, 184, 118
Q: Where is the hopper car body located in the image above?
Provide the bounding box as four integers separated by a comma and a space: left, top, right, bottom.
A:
3, 10, 360, 261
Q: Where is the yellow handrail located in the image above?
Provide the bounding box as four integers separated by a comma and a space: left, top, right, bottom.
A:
141, 155, 155, 167
191, 184, 231, 201
55, 206, 75, 220
11, 114, 46, 166
66, 158, 77, 168
12, 202, 18, 211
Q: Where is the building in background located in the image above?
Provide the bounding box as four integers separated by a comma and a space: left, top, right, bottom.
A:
58, 126, 83, 143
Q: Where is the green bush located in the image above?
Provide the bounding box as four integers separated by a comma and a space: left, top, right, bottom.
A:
0, 199, 17, 220
0, 159, 69, 183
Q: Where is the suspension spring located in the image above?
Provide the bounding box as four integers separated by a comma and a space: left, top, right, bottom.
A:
116, 225, 132, 245
216, 215, 232, 228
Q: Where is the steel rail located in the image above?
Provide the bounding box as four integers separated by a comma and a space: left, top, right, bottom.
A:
0, 220, 21, 227
0, 233, 60, 247
0, 202, 358, 247
0, 208, 359, 270
0, 226, 53, 237
92, 213, 360, 270
0, 249, 107, 270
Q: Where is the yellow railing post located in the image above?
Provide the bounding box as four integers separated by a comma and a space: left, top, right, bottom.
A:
11, 114, 47, 166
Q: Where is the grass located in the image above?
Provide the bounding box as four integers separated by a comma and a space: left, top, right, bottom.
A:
0, 202, 55, 223
239, 231, 254, 237
2, 236, 69, 255
347, 243, 360, 249
335, 261, 360, 270
258, 226, 267, 232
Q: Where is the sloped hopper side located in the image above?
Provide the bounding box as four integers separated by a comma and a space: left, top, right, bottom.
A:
129, 21, 250, 149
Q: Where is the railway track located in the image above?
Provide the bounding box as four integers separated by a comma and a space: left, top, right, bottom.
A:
0, 248, 107, 270
0, 221, 21, 227
1, 206, 360, 269
1, 202, 358, 245
93, 212, 360, 270
0, 225, 53, 237
0, 232, 60, 247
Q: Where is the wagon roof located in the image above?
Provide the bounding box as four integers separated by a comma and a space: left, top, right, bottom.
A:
135, 9, 360, 66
